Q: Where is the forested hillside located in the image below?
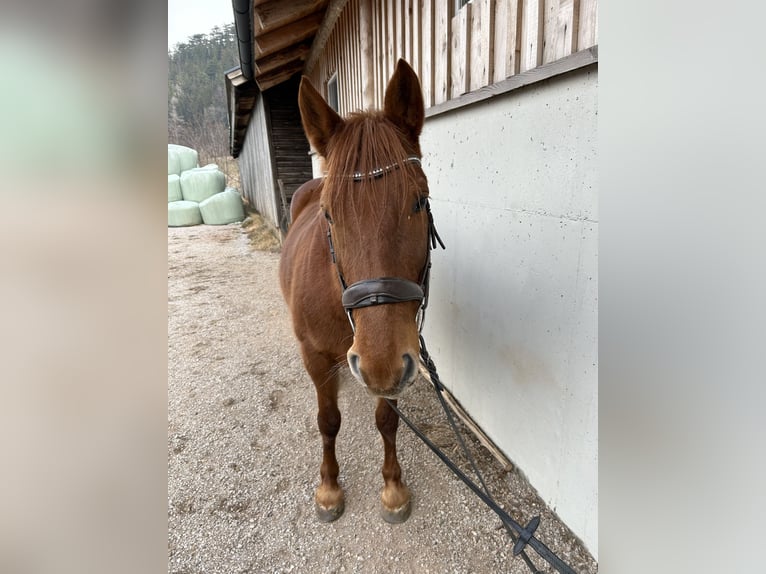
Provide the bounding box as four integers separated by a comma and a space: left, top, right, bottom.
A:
168, 24, 238, 165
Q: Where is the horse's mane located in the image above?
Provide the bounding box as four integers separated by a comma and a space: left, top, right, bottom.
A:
323, 111, 420, 226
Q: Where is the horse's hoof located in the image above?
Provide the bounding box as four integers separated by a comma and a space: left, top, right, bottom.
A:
315, 500, 344, 522
380, 499, 411, 524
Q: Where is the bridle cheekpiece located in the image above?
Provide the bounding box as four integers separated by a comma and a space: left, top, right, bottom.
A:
325, 156, 444, 333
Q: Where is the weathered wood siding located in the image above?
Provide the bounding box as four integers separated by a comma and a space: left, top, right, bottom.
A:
237, 77, 313, 232
238, 91, 277, 225
307, 0, 597, 114
266, 77, 314, 225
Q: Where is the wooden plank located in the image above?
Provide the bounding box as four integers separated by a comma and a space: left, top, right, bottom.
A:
418, 363, 514, 472
360, 0, 374, 109
421, 0, 434, 108
404, 0, 411, 65
433, 0, 450, 104
343, 10, 349, 113
356, 0, 364, 110
543, 0, 576, 64
397, 0, 404, 64
511, 0, 523, 74
254, 42, 311, 75
353, 0, 360, 110
340, 12, 348, 114
381, 0, 387, 81
493, 0, 509, 82
255, 12, 325, 58
426, 44, 597, 117
351, 0, 361, 111
412, 0, 421, 81
256, 61, 305, 91
470, 0, 494, 91
304, 0, 350, 75
570, 0, 580, 53
387, 0, 395, 81
373, 1, 381, 108
577, 0, 597, 50
450, 5, 470, 98
520, 0, 544, 71
254, 0, 325, 31
469, 0, 483, 91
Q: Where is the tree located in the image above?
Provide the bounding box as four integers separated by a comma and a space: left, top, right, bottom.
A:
167, 23, 238, 166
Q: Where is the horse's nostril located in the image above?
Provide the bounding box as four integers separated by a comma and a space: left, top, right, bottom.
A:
401, 353, 418, 384
348, 352, 362, 380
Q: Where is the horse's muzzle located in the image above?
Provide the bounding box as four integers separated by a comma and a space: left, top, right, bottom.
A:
348, 351, 418, 397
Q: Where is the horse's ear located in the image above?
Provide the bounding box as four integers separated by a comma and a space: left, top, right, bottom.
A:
384, 59, 425, 144
298, 76, 343, 158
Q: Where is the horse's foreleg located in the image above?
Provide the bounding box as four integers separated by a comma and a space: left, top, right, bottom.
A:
375, 398, 411, 523
307, 355, 344, 522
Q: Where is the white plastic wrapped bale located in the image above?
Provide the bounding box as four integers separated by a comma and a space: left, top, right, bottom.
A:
168, 174, 182, 202
199, 188, 245, 225
168, 144, 199, 173
180, 167, 226, 203
168, 148, 181, 175
168, 200, 203, 227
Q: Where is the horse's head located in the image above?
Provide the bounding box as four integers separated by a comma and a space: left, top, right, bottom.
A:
298, 60, 429, 398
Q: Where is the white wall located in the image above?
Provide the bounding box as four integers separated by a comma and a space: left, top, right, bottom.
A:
420, 67, 598, 556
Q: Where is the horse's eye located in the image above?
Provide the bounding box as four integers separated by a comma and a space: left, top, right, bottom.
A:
413, 196, 429, 213
323, 209, 333, 224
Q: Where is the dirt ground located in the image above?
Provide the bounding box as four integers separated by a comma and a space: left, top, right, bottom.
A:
167, 218, 598, 574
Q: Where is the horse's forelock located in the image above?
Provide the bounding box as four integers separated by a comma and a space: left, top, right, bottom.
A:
323, 112, 420, 220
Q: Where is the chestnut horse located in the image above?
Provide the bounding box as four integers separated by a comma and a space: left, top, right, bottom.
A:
279, 60, 432, 524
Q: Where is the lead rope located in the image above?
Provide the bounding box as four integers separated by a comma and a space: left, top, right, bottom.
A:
386, 336, 577, 574
328, 188, 574, 572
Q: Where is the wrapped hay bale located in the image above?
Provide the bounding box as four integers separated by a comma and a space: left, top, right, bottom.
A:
168, 144, 199, 173
167, 148, 181, 175
198, 163, 219, 171
168, 200, 202, 227
180, 167, 225, 203
168, 174, 182, 202
199, 188, 245, 225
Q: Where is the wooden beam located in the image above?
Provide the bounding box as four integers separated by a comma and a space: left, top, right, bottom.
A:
433, 0, 450, 104
304, 0, 351, 75
450, 4, 470, 98
255, 61, 306, 91
255, 11, 325, 58
255, 0, 326, 31
421, 0, 435, 108
543, 0, 576, 64
570, 0, 581, 54
469, 0, 493, 91
387, 0, 395, 80
418, 363, 514, 472
521, 0, 544, 72
493, 0, 513, 82
577, 0, 597, 50
255, 42, 312, 75
412, 0, 421, 81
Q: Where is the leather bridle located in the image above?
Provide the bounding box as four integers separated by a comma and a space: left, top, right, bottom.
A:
324, 156, 444, 333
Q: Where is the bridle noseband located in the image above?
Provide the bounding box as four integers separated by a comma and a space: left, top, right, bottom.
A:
325, 156, 445, 333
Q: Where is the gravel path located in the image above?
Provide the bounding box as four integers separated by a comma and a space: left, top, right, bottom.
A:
168, 223, 597, 574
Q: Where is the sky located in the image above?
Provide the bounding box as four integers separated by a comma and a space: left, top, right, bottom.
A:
168, 0, 235, 50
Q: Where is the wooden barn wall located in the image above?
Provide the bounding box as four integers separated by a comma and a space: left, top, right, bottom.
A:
238, 91, 278, 227
307, 0, 597, 114
238, 78, 313, 232
264, 77, 314, 229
